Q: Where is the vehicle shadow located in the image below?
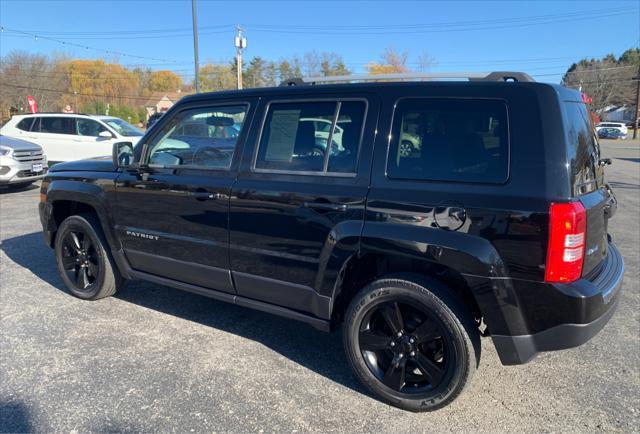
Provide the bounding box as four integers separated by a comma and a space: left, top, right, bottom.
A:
0, 400, 34, 432
0, 183, 39, 194
0, 232, 367, 398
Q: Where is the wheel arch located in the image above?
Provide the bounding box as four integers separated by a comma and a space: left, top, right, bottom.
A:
329, 224, 513, 335
44, 180, 120, 252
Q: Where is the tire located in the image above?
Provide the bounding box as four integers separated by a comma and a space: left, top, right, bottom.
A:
343, 274, 480, 411
54, 213, 124, 300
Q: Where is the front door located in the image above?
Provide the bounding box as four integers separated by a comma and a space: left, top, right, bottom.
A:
229, 96, 377, 318
74, 117, 117, 159
114, 101, 254, 294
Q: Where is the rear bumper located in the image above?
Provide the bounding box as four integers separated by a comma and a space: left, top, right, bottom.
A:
492, 242, 624, 365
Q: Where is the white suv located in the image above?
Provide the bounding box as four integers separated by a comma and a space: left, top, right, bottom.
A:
595, 122, 628, 135
0, 113, 143, 162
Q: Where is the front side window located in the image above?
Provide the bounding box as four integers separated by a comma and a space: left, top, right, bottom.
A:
77, 119, 109, 137
255, 100, 366, 174
147, 105, 247, 169
102, 118, 143, 137
387, 99, 509, 183
39, 117, 75, 135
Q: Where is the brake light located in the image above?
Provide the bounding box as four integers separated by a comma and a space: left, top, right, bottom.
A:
544, 202, 587, 283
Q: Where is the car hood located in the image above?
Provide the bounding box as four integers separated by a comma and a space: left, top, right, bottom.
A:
0, 134, 42, 151
50, 156, 116, 172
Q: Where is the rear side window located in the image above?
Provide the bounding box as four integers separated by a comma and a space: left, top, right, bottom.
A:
39, 117, 75, 135
387, 99, 509, 183
255, 100, 366, 174
16, 118, 36, 131
564, 102, 602, 194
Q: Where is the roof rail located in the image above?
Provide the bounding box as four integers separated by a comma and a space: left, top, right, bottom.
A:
279, 71, 535, 86
17, 112, 92, 116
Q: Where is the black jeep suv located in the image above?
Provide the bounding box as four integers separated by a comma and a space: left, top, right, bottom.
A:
39, 72, 624, 411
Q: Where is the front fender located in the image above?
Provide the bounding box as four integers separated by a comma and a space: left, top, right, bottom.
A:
44, 175, 120, 252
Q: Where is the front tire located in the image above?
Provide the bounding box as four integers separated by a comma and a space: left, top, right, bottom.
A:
55, 213, 124, 300
343, 275, 480, 411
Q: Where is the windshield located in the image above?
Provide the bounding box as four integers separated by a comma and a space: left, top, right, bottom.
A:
103, 118, 143, 137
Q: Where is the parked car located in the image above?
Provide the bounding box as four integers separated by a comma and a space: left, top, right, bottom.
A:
598, 127, 627, 139
39, 72, 623, 412
595, 122, 628, 135
625, 119, 638, 128
0, 113, 143, 162
0, 134, 48, 188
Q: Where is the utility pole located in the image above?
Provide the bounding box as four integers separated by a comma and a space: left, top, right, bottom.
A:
235, 26, 247, 90
191, 0, 200, 93
633, 64, 639, 139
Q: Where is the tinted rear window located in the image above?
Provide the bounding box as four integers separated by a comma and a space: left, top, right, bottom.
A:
563, 102, 602, 194
16, 118, 36, 131
387, 99, 509, 183
39, 117, 75, 135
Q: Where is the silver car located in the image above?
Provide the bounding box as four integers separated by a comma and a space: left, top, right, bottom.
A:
0, 135, 48, 188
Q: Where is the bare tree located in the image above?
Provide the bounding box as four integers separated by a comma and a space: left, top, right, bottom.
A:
417, 52, 434, 72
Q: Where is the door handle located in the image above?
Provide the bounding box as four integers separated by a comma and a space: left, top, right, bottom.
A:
192, 191, 226, 201
303, 202, 348, 212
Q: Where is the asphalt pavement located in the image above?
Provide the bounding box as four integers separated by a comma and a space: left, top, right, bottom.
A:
1, 140, 638, 432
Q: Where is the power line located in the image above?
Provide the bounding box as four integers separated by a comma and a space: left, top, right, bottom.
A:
1, 6, 632, 42
5, 6, 629, 36
0, 26, 184, 64
0, 82, 150, 101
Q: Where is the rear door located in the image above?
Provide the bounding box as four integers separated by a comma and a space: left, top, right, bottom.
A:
33, 116, 78, 162
229, 95, 377, 318
563, 100, 611, 276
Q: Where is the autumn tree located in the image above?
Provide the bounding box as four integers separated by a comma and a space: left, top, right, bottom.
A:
147, 70, 183, 92
63, 59, 140, 108
199, 63, 236, 92
366, 46, 410, 75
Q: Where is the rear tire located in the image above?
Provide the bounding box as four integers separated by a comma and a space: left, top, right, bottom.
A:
343, 274, 480, 411
55, 213, 124, 300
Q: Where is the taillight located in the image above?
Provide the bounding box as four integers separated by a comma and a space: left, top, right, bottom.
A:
544, 202, 587, 283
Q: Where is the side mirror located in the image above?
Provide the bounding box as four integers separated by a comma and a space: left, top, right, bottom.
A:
113, 141, 134, 168
99, 130, 114, 139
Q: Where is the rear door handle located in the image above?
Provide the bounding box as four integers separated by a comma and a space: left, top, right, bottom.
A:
303, 202, 348, 212
192, 191, 226, 201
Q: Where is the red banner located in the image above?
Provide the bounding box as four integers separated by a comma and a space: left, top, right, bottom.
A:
26, 95, 38, 113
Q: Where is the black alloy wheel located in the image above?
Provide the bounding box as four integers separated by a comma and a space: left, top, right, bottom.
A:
343, 276, 480, 411
60, 229, 100, 291
358, 300, 450, 393
55, 214, 123, 300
